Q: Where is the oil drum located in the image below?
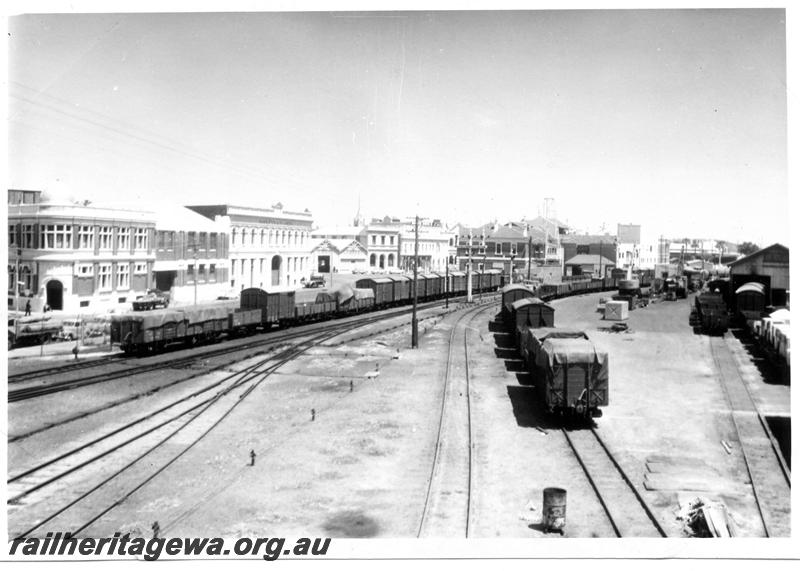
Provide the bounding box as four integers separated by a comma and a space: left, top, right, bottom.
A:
542, 487, 567, 534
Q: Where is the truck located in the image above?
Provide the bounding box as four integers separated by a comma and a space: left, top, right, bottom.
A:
8, 314, 62, 350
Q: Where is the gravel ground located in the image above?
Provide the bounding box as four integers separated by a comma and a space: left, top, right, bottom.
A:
7, 290, 782, 541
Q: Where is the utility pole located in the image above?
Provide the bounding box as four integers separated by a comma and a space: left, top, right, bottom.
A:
445, 257, 449, 309
599, 239, 603, 279
188, 243, 199, 305
466, 232, 473, 303
527, 231, 532, 282
411, 215, 419, 348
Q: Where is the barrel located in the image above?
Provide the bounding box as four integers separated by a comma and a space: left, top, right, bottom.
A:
542, 487, 567, 533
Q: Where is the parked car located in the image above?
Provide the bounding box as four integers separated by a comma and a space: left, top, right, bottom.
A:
303, 275, 326, 288
59, 319, 83, 340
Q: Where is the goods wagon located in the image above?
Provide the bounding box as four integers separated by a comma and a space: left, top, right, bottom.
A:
505, 298, 555, 334
240, 288, 295, 326
112, 303, 234, 354
229, 308, 262, 335
735, 282, 766, 321
183, 303, 237, 339
481, 269, 502, 291
533, 337, 609, 418
386, 275, 412, 304
355, 277, 394, 307
111, 309, 188, 354
431, 272, 448, 296
501, 284, 536, 315
339, 287, 376, 313
450, 271, 467, 295
706, 278, 731, 307
423, 273, 443, 298
295, 300, 336, 321
694, 293, 729, 334
518, 327, 589, 368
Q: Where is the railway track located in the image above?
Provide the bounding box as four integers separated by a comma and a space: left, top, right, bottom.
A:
8, 322, 357, 538
8, 353, 127, 384
562, 426, 667, 537
709, 335, 791, 537
417, 302, 492, 537
8, 297, 471, 403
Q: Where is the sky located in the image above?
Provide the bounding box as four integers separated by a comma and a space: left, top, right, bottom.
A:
6, 4, 790, 245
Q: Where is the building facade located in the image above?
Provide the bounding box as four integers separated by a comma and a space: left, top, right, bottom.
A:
360, 217, 401, 272
398, 219, 451, 272
8, 191, 156, 313
152, 206, 230, 304
456, 222, 563, 280
188, 203, 313, 291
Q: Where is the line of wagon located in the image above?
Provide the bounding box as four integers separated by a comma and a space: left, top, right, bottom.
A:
109, 270, 505, 355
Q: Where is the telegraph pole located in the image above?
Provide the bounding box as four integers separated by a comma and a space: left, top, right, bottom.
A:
527, 233, 532, 282
466, 232, 473, 303
445, 256, 449, 309
411, 215, 419, 348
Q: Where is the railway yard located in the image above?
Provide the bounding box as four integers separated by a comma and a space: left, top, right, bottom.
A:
6, 286, 791, 541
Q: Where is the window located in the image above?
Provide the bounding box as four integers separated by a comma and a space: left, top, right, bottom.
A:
41, 224, 73, 249
251, 229, 256, 246
117, 228, 131, 251
381, 235, 386, 245
187, 264, 195, 281
187, 232, 197, 252
209, 233, 218, 251
134, 228, 148, 249
231, 228, 238, 246
371, 235, 376, 245
199, 264, 206, 280
8, 225, 17, 247
231, 259, 237, 275
22, 225, 35, 248
261, 230, 266, 246
134, 263, 147, 274
577, 245, 590, 255
99, 226, 113, 250
117, 264, 130, 290
98, 264, 112, 291
390, 236, 395, 245
77, 264, 94, 277
79, 226, 94, 250
209, 264, 216, 279
495, 243, 502, 255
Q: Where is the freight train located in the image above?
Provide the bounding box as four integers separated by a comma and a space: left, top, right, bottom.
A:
110, 270, 503, 355
110, 271, 649, 356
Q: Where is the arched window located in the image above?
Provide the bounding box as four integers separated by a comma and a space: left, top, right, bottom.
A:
370, 254, 376, 267
231, 228, 238, 246
251, 229, 256, 246
388, 253, 395, 267
379, 254, 385, 269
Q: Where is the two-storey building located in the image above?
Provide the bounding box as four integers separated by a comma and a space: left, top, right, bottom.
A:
8, 190, 155, 313
187, 203, 314, 290
152, 206, 230, 304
